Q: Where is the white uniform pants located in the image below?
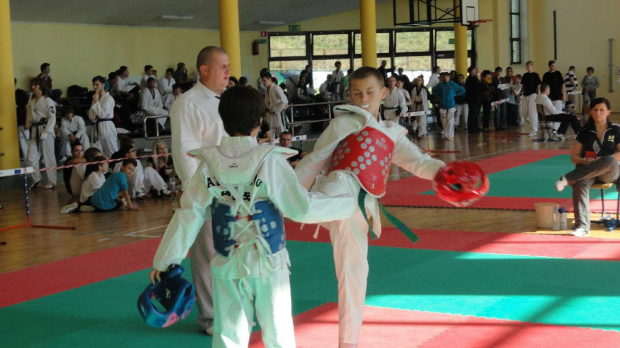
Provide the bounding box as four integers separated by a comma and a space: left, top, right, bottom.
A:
94, 136, 118, 158
18, 125, 29, 160
455, 104, 468, 129
552, 100, 564, 130
523, 94, 538, 132
212, 268, 295, 348
439, 108, 456, 139
316, 172, 369, 347
266, 112, 284, 137
190, 221, 216, 331
59, 133, 90, 158
26, 134, 57, 185
143, 167, 167, 193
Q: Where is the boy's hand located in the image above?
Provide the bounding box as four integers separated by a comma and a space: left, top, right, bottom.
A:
130, 206, 141, 211
149, 269, 161, 284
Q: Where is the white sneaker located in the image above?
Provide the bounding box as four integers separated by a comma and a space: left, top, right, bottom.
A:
79, 205, 96, 213
137, 191, 147, 200
555, 176, 568, 191
528, 131, 537, 137
572, 228, 588, 237
556, 134, 565, 140
162, 189, 172, 196
440, 130, 445, 135
60, 202, 79, 214
44, 184, 55, 189
121, 198, 128, 209
204, 327, 214, 335
59, 156, 67, 163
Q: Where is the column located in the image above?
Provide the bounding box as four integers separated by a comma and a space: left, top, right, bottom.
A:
454, 0, 468, 75
0, 0, 19, 170
360, 0, 377, 67
219, 0, 241, 78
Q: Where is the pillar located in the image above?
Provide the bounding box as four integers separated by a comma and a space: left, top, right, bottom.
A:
454, 0, 468, 75
219, 0, 241, 78
360, 0, 377, 67
0, 0, 19, 170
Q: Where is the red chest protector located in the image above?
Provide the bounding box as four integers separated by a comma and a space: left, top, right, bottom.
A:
326, 127, 395, 197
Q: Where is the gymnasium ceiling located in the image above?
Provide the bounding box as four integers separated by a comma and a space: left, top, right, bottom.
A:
10, 0, 392, 31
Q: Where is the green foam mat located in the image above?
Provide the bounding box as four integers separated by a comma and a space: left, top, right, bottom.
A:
422, 155, 617, 199
3, 241, 620, 346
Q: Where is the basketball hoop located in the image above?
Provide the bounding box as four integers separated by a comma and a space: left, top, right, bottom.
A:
468, 19, 492, 28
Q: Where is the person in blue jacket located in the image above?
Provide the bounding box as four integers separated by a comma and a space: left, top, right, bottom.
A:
432, 72, 466, 141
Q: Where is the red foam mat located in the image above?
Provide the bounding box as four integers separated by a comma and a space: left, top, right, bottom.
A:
0, 237, 160, 308
249, 303, 620, 348
285, 222, 620, 261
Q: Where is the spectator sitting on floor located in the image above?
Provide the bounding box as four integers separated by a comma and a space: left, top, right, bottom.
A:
147, 140, 176, 185
63, 142, 86, 198
536, 83, 581, 140
319, 74, 334, 102
112, 143, 171, 199
89, 158, 139, 212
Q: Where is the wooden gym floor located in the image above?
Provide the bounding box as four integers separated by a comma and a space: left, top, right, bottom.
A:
2, 119, 620, 275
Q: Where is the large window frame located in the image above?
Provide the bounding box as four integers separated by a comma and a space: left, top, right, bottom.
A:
267, 27, 473, 88
509, 0, 522, 64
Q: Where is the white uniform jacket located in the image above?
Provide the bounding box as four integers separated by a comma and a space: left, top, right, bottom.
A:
153, 136, 355, 276
170, 82, 228, 182
88, 93, 117, 140
26, 96, 56, 137
536, 93, 563, 115
295, 105, 444, 236
60, 115, 87, 140
158, 76, 176, 97
140, 88, 168, 115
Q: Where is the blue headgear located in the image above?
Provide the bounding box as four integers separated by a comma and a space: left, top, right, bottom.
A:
137, 265, 195, 328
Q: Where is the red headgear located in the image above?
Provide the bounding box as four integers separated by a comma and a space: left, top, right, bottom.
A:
432, 161, 489, 207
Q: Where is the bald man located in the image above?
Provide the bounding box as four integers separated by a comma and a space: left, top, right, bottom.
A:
166, 46, 230, 335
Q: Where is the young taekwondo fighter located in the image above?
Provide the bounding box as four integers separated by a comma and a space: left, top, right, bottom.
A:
89, 75, 118, 157
26, 77, 57, 189
150, 86, 354, 347
294, 67, 448, 348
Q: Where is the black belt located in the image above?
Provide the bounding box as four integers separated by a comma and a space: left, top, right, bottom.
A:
95, 118, 114, 138
29, 120, 47, 149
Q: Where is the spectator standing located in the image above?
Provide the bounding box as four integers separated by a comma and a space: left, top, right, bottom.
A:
465, 66, 482, 133
521, 61, 542, 137
89, 75, 118, 157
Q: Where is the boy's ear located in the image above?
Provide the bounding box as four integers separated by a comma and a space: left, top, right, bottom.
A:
380, 86, 388, 100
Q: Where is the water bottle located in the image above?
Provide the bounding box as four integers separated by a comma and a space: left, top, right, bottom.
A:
169, 178, 179, 211
558, 207, 568, 230
552, 208, 560, 231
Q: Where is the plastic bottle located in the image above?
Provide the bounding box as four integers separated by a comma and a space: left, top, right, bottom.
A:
169, 178, 179, 211
558, 207, 567, 230
552, 207, 560, 231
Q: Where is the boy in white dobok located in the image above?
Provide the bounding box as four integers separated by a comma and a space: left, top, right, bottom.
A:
295, 67, 446, 348
150, 86, 354, 347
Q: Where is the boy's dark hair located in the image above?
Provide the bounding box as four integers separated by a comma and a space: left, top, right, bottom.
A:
71, 141, 83, 151
516, 74, 522, 78
481, 70, 492, 78
540, 83, 550, 92
85, 156, 107, 179
229, 76, 239, 85
166, 68, 174, 74
219, 86, 264, 136
117, 66, 128, 75
548, 60, 555, 66
172, 83, 181, 90
122, 158, 138, 168
120, 143, 135, 157
280, 131, 291, 137
65, 107, 75, 115
84, 147, 101, 162
260, 71, 272, 79
144, 65, 153, 72
92, 75, 106, 84
40, 63, 50, 72
108, 71, 117, 80
350, 67, 384, 87
147, 77, 156, 83
30, 77, 48, 96
239, 76, 248, 85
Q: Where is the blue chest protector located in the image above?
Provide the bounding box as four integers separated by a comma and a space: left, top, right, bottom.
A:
189, 145, 295, 258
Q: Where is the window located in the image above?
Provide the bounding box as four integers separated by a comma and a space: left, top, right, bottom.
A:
269, 35, 307, 58
313, 34, 349, 56
509, 0, 521, 64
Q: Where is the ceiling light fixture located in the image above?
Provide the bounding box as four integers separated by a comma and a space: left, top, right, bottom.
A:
161, 15, 194, 20
258, 20, 285, 26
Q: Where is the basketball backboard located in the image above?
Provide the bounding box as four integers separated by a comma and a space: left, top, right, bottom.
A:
460, 0, 479, 26
393, 0, 479, 27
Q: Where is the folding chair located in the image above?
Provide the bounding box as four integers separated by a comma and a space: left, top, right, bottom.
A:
591, 182, 620, 228
534, 104, 559, 142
